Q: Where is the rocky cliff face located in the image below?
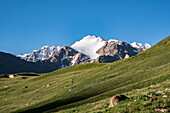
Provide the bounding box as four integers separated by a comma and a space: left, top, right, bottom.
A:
44, 46, 91, 68
95, 40, 138, 63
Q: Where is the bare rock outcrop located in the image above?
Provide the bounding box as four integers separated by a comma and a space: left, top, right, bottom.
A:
96, 41, 138, 63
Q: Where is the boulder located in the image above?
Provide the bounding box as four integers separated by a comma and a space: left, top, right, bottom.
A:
70, 79, 73, 84
47, 84, 51, 87
26, 103, 30, 106
109, 94, 128, 107
9, 74, 15, 78
162, 95, 168, 98
4, 86, 8, 88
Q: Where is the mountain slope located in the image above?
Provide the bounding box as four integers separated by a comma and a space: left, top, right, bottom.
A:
0, 46, 91, 74
0, 36, 169, 113
96, 40, 138, 63
150, 35, 170, 49
0, 52, 59, 74
16, 35, 151, 72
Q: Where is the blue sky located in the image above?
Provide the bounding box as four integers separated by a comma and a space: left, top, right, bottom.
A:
0, 0, 170, 55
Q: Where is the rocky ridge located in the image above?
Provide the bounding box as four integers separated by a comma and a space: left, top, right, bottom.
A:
17, 35, 151, 70
18, 45, 62, 62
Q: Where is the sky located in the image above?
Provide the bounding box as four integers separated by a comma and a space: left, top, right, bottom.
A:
0, 0, 170, 55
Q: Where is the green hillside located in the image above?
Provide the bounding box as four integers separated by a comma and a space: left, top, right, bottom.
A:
0, 36, 169, 113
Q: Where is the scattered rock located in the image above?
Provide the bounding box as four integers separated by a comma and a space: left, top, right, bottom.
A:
109, 94, 128, 107
162, 95, 168, 98
47, 84, 51, 87
69, 89, 71, 91
26, 103, 30, 106
162, 93, 166, 95
165, 88, 169, 91
108, 66, 111, 69
149, 97, 157, 105
128, 103, 133, 106
134, 99, 137, 102
96, 103, 103, 108
156, 90, 163, 94
154, 108, 167, 112
4, 86, 8, 88
150, 85, 154, 87
9, 74, 16, 78
25, 86, 28, 88
70, 79, 73, 84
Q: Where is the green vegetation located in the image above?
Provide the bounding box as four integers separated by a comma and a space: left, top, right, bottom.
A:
58, 80, 170, 113
0, 36, 169, 113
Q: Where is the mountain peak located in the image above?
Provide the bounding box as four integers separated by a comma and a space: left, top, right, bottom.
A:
18, 45, 62, 62
71, 35, 106, 59
131, 42, 151, 50
108, 39, 119, 43
82, 35, 106, 42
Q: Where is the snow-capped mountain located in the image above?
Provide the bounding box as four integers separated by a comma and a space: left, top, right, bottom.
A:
18, 35, 151, 70
18, 45, 62, 62
131, 42, 151, 51
71, 35, 107, 59
47, 46, 91, 68
96, 39, 139, 63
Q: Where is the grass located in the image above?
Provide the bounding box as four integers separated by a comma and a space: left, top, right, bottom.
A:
57, 80, 170, 113
0, 36, 169, 113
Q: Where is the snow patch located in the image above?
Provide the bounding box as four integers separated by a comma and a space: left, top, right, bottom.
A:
18, 54, 29, 58
144, 43, 151, 49
131, 42, 151, 50
71, 35, 106, 59
131, 42, 143, 48
108, 39, 119, 43
18, 45, 62, 62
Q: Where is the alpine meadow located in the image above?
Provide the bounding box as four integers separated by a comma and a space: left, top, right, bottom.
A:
0, 36, 169, 113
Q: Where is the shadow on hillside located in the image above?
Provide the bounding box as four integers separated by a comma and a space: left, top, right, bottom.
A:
19, 92, 102, 113
0, 74, 9, 78
17, 73, 39, 76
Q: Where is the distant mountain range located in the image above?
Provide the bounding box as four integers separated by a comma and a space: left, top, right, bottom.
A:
18, 35, 151, 62
0, 35, 151, 74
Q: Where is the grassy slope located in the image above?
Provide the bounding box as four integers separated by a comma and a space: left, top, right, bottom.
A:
58, 80, 170, 113
0, 36, 169, 113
